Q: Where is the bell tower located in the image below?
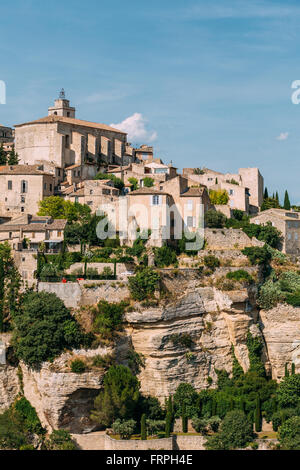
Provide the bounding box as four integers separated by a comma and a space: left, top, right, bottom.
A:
48, 89, 76, 118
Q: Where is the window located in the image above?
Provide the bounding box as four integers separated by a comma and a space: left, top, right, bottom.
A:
186, 216, 194, 227
32, 232, 35, 239
152, 195, 160, 205
57, 231, 62, 237
65, 135, 70, 148
187, 200, 193, 211
21, 180, 28, 193
288, 233, 292, 240
9, 232, 12, 239
58, 169, 61, 176
295, 233, 299, 241
44, 183, 47, 190
8, 181, 12, 190
90, 190, 93, 195
21, 196, 25, 203
229, 189, 234, 195
50, 184, 52, 192
21, 207, 24, 213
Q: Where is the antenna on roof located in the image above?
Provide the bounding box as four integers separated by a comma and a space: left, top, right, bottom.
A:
59, 88, 66, 99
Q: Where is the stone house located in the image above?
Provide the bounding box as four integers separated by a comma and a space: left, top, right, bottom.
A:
0, 165, 55, 219
183, 167, 264, 214
62, 179, 119, 214
251, 208, 300, 255
0, 124, 13, 143
0, 214, 67, 252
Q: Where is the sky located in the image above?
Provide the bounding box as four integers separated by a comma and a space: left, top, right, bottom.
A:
1, 0, 300, 203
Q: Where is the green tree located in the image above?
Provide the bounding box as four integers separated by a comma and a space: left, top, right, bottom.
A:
261, 197, 280, 211
278, 416, 300, 450
143, 177, 154, 188
254, 396, 262, 432
92, 300, 127, 338
204, 210, 227, 228
7, 145, 19, 165
94, 172, 124, 190
91, 365, 140, 427
12, 291, 86, 367
182, 402, 188, 433
284, 190, 291, 210
165, 397, 173, 437
209, 189, 229, 205
128, 177, 139, 191
128, 267, 160, 301
141, 413, 147, 440
277, 374, 300, 408
173, 383, 199, 418
205, 410, 253, 450
285, 363, 289, 378
0, 144, 7, 165
112, 419, 136, 440
45, 430, 77, 450
264, 187, 269, 199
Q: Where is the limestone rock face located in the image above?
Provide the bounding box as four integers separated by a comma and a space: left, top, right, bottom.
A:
0, 334, 20, 411
125, 287, 258, 400
260, 304, 300, 380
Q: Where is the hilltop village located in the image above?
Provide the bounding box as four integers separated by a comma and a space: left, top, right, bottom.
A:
1, 91, 300, 450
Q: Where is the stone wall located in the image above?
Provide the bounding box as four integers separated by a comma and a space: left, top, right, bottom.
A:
66, 262, 134, 278
104, 434, 206, 450
38, 280, 130, 308
205, 228, 264, 250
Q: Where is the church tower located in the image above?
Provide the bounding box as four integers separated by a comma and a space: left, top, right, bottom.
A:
48, 88, 76, 118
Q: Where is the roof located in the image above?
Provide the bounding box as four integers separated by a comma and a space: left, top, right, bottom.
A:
129, 187, 169, 196
180, 187, 206, 197
252, 208, 300, 221
0, 215, 67, 232
14, 115, 127, 134
68, 188, 85, 197
65, 164, 81, 170
0, 165, 54, 176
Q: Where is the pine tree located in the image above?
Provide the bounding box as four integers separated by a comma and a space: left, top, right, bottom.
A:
0, 144, 7, 165
284, 190, 291, 210
182, 402, 188, 433
254, 397, 262, 432
7, 145, 19, 165
285, 363, 289, 377
264, 187, 269, 199
141, 413, 147, 440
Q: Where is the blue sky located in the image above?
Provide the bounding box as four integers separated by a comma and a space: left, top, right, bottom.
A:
1, 0, 300, 202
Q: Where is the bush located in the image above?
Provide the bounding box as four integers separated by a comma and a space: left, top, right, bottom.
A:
14, 397, 44, 435
154, 246, 177, 268
276, 374, 300, 409
192, 417, 209, 434
226, 270, 253, 283
128, 268, 160, 301
205, 210, 227, 228
92, 353, 115, 369
146, 419, 165, 436
278, 416, 300, 450
93, 300, 127, 338
205, 410, 253, 450
45, 430, 77, 450
203, 255, 220, 271
170, 334, 193, 349
209, 189, 229, 205
242, 246, 271, 266
39, 263, 62, 281
70, 359, 86, 374
112, 419, 136, 439
257, 279, 283, 309
173, 383, 199, 418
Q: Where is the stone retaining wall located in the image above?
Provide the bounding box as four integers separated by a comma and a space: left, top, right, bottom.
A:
104, 434, 206, 450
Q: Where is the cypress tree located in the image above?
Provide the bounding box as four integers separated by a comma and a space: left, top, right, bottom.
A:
7, 145, 19, 165
0, 144, 7, 165
165, 396, 173, 437
255, 396, 262, 432
292, 363, 296, 375
0, 256, 4, 332
182, 402, 188, 433
275, 191, 279, 204
285, 363, 289, 377
264, 187, 269, 199
141, 413, 147, 440
284, 190, 291, 210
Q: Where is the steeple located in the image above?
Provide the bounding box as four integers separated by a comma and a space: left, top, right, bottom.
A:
48, 89, 76, 118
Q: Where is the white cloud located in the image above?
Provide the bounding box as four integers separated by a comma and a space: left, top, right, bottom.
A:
110, 113, 157, 143
276, 132, 289, 141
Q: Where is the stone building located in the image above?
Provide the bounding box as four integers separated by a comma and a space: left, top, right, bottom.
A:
183, 166, 264, 214
14, 91, 129, 185
251, 208, 300, 255
0, 165, 55, 219
62, 179, 119, 214
0, 214, 66, 252
0, 124, 13, 144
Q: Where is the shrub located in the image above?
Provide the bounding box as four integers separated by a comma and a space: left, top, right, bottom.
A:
94, 172, 124, 190
70, 359, 86, 374
285, 290, 300, 307
14, 397, 44, 435
192, 417, 209, 434
242, 246, 271, 266
45, 430, 77, 450
170, 334, 193, 349
173, 383, 199, 418
93, 300, 127, 338
39, 263, 62, 281
143, 177, 154, 188
205, 410, 254, 450
146, 419, 165, 436
154, 246, 177, 268
278, 416, 300, 450
226, 270, 253, 283
276, 374, 300, 409
112, 419, 136, 439
128, 268, 160, 301
205, 210, 227, 228
209, 189, 229, 205
92, 353, 115, 369
257, 279, 283, 309
203, 255, 220, 271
